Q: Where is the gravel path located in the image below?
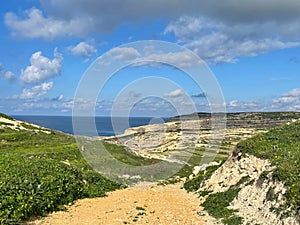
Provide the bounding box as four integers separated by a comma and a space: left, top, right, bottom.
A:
30, 182, 204, 225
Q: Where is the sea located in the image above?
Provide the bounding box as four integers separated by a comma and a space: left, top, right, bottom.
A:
13, 115, 168, 136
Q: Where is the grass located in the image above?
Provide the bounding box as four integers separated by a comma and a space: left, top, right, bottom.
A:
175, 147, 227, 178
102, 141, 160, 166
0, 115, 124, 224
0, 121, 14, 126
136, 206, 146, 211
76, 136, 171, 183
0, 113, 15, 120
235, 120, 300, 215
184, 164, 222, 192
201, 176, 251, 225
158, 146, 227, 185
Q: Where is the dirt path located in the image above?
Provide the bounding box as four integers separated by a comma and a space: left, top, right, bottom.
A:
30, 182, 204, 225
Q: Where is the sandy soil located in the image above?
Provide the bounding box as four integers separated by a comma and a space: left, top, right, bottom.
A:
30, 182, 204, 225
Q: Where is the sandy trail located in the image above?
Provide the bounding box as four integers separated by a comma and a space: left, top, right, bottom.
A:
30, 182, 204, 225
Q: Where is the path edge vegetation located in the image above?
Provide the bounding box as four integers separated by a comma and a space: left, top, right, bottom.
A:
183, 119, 300, 224
0, 114, 125, 224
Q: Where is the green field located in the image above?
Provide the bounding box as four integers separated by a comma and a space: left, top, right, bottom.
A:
0, 114, 126, 224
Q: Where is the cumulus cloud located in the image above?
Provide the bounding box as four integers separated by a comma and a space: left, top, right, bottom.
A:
5, 0, 300, 39
165, 16, 300, 63
41, 0, 300, 28
65, 98, 97, 112
5, 71, 16, 81
102, 46, 203, 68
139, 50, 203, 68
106, 47, 141, 60
4, 1, 300, 65
272, 88, 300, 111
164, 89, 184, 97
0, 66, 16, 81
19, 82, 53, 99
20, 49, 63, 84
5, 8, 90, 39
68, 41, 97, 58
226, 100, 260, 112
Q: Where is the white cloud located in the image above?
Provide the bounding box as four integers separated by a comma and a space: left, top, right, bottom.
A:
226, 99, 260, 111
68, 41, 97, 58
19, 82, 53, 99
0, 69, 16, 81
106, 47, 141, 60
272, 88, 300, 110
20, 49, 63, 84
5, 8, 90, 39
164, 89, 184, 97
0, 66, 16, 82
101, 46, 202, 68
63, 98, 96, 111
164, 16, 221, 42
4, 1, 300, 63
138, 50, 203, 68
5, 1, 300, 40
5, 71, 16, 81
165, 16, 300, 64
228, 100, 238, 107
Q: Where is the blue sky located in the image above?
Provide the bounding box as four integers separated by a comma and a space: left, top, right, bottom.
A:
0, 0, 299, 116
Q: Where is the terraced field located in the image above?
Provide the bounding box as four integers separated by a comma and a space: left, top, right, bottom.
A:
101, 112, 300, 180
1, 112, 300, 224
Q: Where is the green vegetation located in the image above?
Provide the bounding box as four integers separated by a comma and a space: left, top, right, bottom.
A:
158, 146, 227, 185
235, 120, 300, 214
0, 155, 119, 224
170, 111, 300, 122
182, 116, 300, 224
135, 206, 146, 211
0, 113, 15, 120
102, 141, 160, 166
132, 206, 147, 223
76, 137, 168, 183
201, 176, 250, 225
184, 164, 222, 192
177, 147, 226, 178
0, 121, 13, 126
0, 116, 122, 224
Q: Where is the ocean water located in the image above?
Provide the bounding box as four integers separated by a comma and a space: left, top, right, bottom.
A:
13, 115, 168, 136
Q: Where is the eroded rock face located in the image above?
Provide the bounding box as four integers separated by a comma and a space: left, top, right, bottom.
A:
196, 154, 299, 225
200, 154, 273, 193
101, 112, 300, 163
98, 113, 300, 224
101, 119, 263, 163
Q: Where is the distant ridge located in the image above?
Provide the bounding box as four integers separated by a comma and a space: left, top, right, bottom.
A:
168, 111, 300, 128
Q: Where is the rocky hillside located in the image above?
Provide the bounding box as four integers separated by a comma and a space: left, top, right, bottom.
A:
184, 118, 300, 225
101, 112, 300, 224
102, 112, 300, 164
